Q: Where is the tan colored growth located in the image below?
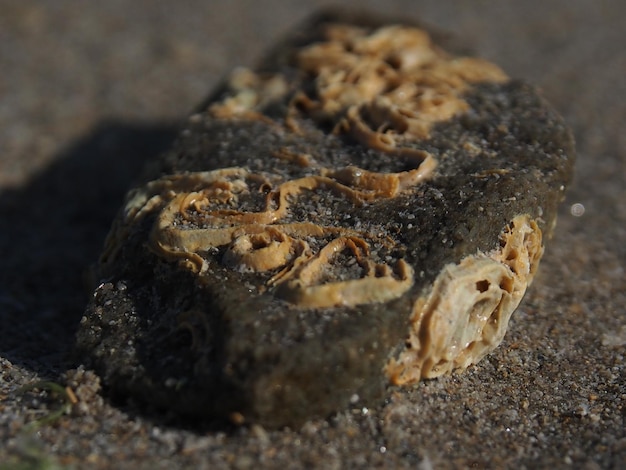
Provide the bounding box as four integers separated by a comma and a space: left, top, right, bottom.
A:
99, 169, 250, 272
210, 23, 507, 157
102, 163, 426, 309
209, 68, 289, 121
272, 237, 414, 309
146, 166, 420, 308
294, 24, 507, 149
386, 215, 544, 385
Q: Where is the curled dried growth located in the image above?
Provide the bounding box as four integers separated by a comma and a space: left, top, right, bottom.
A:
210, 23, 507, 156
386, 215, 544, 384
293, 24, 507, 151
103, 164, 423, 309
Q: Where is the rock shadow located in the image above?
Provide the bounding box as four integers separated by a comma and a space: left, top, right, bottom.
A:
0, 120, 178, 377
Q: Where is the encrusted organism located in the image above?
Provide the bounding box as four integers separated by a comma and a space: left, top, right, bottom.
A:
386, 215, 544, 383
77, 12, 575, 428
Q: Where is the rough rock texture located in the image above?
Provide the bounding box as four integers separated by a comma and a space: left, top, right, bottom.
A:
1, 1, 624, 469
73, 13, 573, 428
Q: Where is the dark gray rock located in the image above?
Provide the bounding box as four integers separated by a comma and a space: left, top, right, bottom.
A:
75, 12, 574, 428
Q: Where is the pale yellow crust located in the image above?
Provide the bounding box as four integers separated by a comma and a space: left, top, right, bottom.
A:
386, 215, 544, 385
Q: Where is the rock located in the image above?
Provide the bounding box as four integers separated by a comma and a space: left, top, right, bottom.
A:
75, 11, 575, 428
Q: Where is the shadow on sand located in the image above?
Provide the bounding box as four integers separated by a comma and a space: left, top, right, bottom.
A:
0, 121, 178, 377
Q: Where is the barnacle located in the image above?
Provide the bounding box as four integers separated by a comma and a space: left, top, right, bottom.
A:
386, 215, 544, 384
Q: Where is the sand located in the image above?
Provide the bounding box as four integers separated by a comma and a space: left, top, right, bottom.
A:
1, 1, 624, 468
